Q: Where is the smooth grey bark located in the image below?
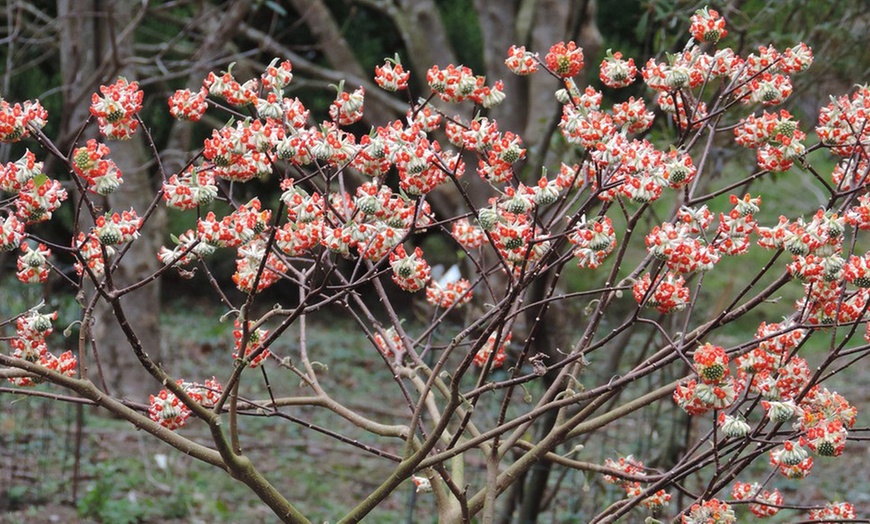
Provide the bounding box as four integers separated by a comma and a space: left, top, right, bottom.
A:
57, 0, 164, 400
475, 0, 526, 135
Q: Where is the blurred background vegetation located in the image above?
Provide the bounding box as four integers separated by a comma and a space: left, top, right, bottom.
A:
2, 0, 870, 522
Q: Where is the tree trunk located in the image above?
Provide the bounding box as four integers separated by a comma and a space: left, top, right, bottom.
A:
288, 0, 405, 126
58, 0, 162, 400
475, 0, 527, 135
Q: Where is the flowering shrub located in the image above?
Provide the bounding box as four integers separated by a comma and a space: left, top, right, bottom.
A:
1, 5, 868, 522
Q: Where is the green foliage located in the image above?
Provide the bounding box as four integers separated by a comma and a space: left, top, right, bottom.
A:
598, 0, 646, 58
325, 0, 407, 73
77, 460, 190, 523
437, 0, 485, 72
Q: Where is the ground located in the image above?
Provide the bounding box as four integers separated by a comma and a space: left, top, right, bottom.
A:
2, 295, 870, 523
